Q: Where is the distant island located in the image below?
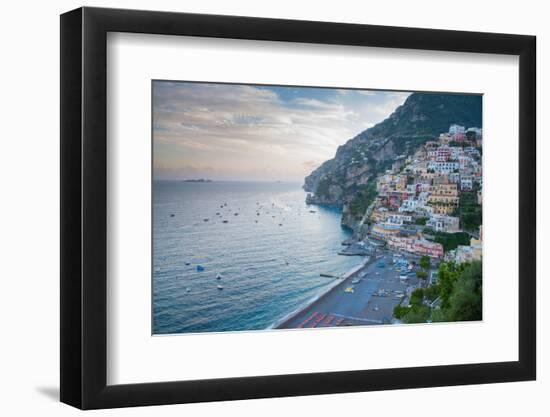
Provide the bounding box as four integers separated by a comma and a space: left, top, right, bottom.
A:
182, 179, 213, 183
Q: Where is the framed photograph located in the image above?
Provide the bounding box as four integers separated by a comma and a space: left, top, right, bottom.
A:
60, 7, 536, 409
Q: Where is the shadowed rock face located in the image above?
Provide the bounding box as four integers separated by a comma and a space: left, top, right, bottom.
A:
303, 92, 482, 232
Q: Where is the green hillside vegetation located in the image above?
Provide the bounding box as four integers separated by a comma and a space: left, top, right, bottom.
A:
459, 191, 482, 231
348, 180, 377, 219
393, 261, 482, 324
366, 93, 483, 140
429, 231, 471, 251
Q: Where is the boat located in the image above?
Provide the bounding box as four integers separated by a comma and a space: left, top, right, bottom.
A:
216, 273, 222, 280
186, 288, 191, 293
185, 262, 191, 266
203, 218, 209, 222
222, 220, 229, 223
217, 285, 224, 290
234, 213, 239, 216
170, 214, 175, 217
196, 265, 205, 271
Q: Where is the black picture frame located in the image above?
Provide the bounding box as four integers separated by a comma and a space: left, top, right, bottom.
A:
60, 6, 536, 410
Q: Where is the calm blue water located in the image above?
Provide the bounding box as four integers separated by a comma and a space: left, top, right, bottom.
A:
153, 181, 361, 334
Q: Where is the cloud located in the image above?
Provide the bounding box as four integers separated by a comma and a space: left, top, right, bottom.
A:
153, 81, 410, 181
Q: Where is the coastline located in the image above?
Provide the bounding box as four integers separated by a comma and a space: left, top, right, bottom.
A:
270, 256, 375, 329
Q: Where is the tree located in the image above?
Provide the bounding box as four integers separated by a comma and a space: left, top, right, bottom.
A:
420, 255, 431, 270
402, 306, 431, 323
432, 231, 471, 252
416, 270, 428, 279
415, 217, 428, 226
393, 305, 409, 319
459, 191, 482, 231
437, 262, 461, 309
424, 284, 440, 301
431, 261, 482, 322
446, 261, 482, 321
348, 180, 377, 219
394, 261, 482, 324
409, 288, 424, 307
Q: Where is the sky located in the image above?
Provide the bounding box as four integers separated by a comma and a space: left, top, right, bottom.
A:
153, 81, 410, 182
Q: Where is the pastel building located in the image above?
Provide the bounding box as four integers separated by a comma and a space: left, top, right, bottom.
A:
427, 214, 460, 233
413, 239, 444, 258
428, 161, 459, 174
449, 124, 466, 135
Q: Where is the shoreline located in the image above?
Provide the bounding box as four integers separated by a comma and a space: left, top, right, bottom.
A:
270, 255, 376, 329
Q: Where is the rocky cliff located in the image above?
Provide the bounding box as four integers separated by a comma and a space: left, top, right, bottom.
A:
304, 92, 482, 232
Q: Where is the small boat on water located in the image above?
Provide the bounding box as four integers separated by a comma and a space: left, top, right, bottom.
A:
234, 213, 239, 216
196, 265, 205, 271
185, 262, 191, 266
217, 285, 224, 290
309, 210, 316, 213
222, 220, 229, 223
186, 288, 191, 293
203, 218, 209, 222
216, 273, 222, 280
170, 214, 175, 217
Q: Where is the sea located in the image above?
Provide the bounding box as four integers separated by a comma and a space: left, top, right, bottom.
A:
153, 180, 362, 334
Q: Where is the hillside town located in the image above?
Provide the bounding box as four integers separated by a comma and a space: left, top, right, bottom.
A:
366, 124, 483, 264
279, 122, 484, 329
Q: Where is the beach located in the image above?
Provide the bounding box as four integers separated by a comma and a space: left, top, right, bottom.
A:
275, 248, 423, 329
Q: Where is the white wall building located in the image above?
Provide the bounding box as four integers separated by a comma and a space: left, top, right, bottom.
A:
399, 199, 418, 212
428, 161, 459, 174
448, 172, 461, 184
449, 124, 465, 135
460, 176, 474, 191
427, 214, 460, 233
